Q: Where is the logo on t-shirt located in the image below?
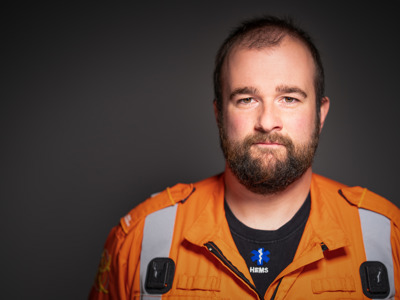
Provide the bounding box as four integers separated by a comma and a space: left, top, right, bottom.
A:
251, 248, 270, 266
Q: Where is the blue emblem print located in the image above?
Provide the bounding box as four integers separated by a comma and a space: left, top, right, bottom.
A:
251, 248, 270, 266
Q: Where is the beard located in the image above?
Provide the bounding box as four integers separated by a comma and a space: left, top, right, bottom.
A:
218, 117, 320, 195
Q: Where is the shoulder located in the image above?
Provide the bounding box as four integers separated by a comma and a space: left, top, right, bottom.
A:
312, 173, 400, 225
99, 175, 222, 260
120, 174, 224, 234
340, 185, 400, 226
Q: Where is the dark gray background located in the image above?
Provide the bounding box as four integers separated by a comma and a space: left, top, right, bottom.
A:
2, 1, 399, 299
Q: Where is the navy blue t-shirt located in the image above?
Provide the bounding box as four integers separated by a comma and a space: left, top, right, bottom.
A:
225, 194, 310, 297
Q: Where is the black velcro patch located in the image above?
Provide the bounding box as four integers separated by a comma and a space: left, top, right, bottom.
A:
360, 261, 390, 299
145, 257, 175, 294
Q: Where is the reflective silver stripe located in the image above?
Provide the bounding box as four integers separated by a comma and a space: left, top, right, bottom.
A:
140, 204, 178, 299
359, 208, 395, 299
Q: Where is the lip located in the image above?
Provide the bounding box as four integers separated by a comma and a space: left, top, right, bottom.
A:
253, 144, 284, 150
254, 141, 283, 146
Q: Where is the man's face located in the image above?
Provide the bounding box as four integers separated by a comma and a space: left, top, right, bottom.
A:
217, 37, 323, 194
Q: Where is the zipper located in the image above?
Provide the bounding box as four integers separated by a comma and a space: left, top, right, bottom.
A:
205, 241, 264, 300
205, 242, 263, 299
270, 277, 282, 300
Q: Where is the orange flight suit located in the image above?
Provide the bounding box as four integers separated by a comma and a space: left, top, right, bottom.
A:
89, 173, 400, 299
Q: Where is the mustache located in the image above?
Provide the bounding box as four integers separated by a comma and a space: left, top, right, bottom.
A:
243, 132, 293, 147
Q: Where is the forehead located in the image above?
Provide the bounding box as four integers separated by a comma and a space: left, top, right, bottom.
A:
222, 36, 316, 97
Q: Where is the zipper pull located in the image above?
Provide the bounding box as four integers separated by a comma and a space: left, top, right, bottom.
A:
320, 242, 328, 252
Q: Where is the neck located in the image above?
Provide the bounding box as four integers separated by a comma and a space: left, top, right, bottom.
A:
224, 165, 312, 230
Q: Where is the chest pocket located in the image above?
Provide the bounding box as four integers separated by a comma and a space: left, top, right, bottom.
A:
311, 276, 356, 294
176, 274, 221, 292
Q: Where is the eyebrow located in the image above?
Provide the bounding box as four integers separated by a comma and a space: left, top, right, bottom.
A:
229, 87, 260, 100
276, 85, 308, 98
229, 85, 308, 100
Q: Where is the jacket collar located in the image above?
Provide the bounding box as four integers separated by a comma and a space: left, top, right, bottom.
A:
304, 174, 350, 251
184, 174, 233, 247
184, 174, 249, 272
270, 174, 351, 275
184, 173, 351, 268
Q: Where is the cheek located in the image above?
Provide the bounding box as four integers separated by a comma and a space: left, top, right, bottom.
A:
224, 112, 253, 140
286, 113, 316, 141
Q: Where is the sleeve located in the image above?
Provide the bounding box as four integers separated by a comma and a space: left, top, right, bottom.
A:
88, 224, 133, 300
88, 195, 166, 299
391, 220, 400, 300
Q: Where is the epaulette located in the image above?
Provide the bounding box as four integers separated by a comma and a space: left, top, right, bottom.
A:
339, 186, 400, 225
119, 183, 196, 234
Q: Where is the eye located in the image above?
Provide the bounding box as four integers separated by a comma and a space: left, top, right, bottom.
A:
238, 97, 254, 104
282, 97, 298, 104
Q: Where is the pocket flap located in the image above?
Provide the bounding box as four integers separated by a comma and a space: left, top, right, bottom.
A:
312, 276, 356, 293
176, 274, 221, 291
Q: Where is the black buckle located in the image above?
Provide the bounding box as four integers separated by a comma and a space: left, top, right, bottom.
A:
360, 261, 390, 299
145, 257, 175, 294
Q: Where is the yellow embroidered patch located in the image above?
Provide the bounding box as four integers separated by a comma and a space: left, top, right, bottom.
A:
94, 249, 111, 294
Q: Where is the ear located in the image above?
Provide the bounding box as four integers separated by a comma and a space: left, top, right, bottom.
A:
319, 96, 330, 131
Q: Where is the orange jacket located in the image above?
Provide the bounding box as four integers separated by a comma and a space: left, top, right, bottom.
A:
89, 173, 400, 299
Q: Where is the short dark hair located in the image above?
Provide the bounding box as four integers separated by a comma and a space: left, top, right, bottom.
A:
213, 16, 325, 117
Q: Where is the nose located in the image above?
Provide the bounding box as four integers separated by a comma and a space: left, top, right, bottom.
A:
255, 103, 283, 133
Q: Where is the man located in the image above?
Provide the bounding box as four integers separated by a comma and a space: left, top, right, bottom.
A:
89, 16, 400, 299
